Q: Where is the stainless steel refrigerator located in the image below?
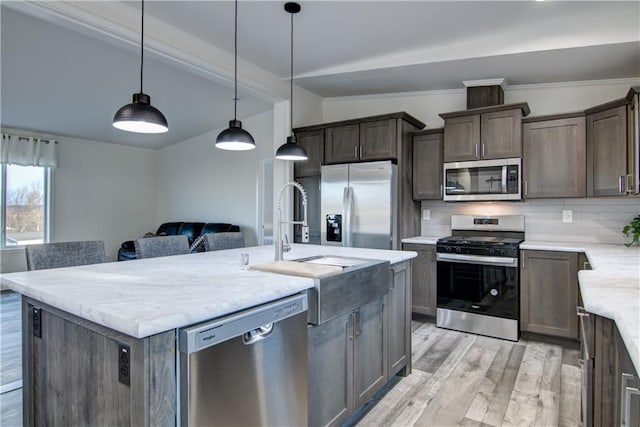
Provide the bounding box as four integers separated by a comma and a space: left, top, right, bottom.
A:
321, 161, 397, 250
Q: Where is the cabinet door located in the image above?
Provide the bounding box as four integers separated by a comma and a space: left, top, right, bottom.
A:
481, 109, 522, 159
523, 117, 586, 198
294, 130, 324, 178
359, 119, 397, 161
403, 243, 436, 316
443, 115, 480, 162
520, 250, 579, 338
353, 299, 386, 409
308, 312, 353, 427
387, 262, 411, 377
412, 132, 443, 200
325, 124, 359, 164
616, 327, 640, 427
587, 105, 628, 196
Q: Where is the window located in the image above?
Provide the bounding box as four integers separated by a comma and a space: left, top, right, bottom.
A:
1, 164, 51, 248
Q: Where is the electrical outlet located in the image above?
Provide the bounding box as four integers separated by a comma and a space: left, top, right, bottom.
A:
422, 209, 431, 221
562, 210, 573, 223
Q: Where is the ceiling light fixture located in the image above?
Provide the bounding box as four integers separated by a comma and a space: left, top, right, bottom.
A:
113, 0, 168, 134
215, 0, 255, 151
275, 2, 308, 161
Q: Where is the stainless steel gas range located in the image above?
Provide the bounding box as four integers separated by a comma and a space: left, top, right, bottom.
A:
436, 215, 525, 341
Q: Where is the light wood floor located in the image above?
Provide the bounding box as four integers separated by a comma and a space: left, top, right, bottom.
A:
1, 291, 22, 427
0, 293, 580, 427
354, 316, 581, 427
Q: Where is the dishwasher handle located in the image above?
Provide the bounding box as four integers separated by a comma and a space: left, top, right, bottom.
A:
242, 323, 274, 345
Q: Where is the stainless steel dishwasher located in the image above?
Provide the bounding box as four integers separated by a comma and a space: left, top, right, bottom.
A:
178, 293, 308, 426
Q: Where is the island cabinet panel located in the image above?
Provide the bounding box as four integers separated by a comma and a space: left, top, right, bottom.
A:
325, 124, 360, 164
308, 297, 386, 427
294, 129, 325, 178
522, 115, 586, 198
359, 119, 397, 161
387, 261, 412, 377
443, 115, 480, 162
307, 311, 353, 427
412, 130, 444, 200
22, 297, 176, 427
520, 250, 578, 339
587, 105, 628, 196
480, 109, 523, 159
354, 299, 387, 409
402, 243, 436, 316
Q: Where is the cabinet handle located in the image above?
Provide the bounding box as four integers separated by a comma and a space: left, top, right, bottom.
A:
481, 143, 485, 159
521, 253, 525, 269
619, 175, 626, 193
360, 145, 363, 158
354, 309, 362, 336
524, 181, 528, 197
576, 305, 590, 317
626, 174, 634, 193
475, 144, 479, 159
348, 313, 354, 339
440, 184, 443, 198
354, 146, 358, 158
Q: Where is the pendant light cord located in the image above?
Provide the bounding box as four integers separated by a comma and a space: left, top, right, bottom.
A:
139, 0, 144, 94
234, 0, 238, 120
289, 10, 294, 137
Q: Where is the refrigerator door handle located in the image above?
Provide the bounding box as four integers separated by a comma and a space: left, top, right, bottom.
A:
344, 187, 354, 247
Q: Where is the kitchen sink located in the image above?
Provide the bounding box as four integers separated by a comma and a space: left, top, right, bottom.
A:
293, 255, 390, 325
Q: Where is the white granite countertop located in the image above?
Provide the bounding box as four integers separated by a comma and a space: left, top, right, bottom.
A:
401, 236, 443, 245
0, 244, 416, 339
523, 240, 640, 374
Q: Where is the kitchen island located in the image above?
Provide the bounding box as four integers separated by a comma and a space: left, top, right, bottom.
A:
0, 244, 416, 426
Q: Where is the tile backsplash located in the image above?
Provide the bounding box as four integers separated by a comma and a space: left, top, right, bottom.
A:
420, 198, 640, 244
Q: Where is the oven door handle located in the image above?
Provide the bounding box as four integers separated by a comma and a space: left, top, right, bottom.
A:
437, 253, 519, 267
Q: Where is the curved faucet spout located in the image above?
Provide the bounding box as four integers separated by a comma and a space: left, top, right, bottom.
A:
275, 181, 309, 261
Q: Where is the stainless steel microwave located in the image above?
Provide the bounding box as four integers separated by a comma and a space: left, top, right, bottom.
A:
443, 158, 521, 201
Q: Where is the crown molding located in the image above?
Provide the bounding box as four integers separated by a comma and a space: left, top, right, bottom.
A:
463, 78, 508, 90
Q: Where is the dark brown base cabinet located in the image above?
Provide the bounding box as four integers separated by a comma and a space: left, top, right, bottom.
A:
402, 243, 436, 316
520, 250, 579, 339
308, 261, 412, 427
580, 312, 640, 427
22, 298, 176, 426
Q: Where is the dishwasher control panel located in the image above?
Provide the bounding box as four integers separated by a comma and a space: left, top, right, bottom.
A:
179, 293, 308, 353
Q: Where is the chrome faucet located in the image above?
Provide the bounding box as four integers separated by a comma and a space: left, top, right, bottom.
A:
275, 181, 309, 261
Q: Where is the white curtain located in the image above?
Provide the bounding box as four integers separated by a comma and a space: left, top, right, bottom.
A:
1, 133, 58, 167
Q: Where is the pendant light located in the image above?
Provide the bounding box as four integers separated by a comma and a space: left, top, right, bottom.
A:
113, 0, 168, 134
215, 0, 256, 151
275, 2, 308, 161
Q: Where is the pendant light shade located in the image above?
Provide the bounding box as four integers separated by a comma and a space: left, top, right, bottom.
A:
113, 0, 168, 134
215, 0, 255, 151
275, 2, 307, 161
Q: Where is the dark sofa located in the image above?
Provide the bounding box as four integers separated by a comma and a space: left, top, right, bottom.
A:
118, 222, 240, 261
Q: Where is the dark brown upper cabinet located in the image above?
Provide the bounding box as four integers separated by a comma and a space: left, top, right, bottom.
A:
412, 129, 443, 200
522, 113, 586, 199
585, 100, 630, 197
293, 129, 324, 178
324, 124, 360, 164
440, 103, 529, 162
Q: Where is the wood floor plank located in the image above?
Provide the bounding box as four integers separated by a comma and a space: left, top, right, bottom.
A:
389, 334, 477, 427
464, 341, 526, 426
534, 345, 563, 427
501, 342, 547, 426
558, 364, 581, 427
413, 330, 464, 374
0, 388, 23, 426
414, 336, 500, 426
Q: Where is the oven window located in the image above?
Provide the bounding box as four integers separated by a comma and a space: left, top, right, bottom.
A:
437, 261, 518, 319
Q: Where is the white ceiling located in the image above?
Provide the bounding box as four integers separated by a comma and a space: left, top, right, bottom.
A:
1, 1, 639, 149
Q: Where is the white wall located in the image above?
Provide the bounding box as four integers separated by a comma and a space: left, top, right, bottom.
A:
156, 110, 274, 247
1, 134, 157, 272
323, 78, 640, 127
